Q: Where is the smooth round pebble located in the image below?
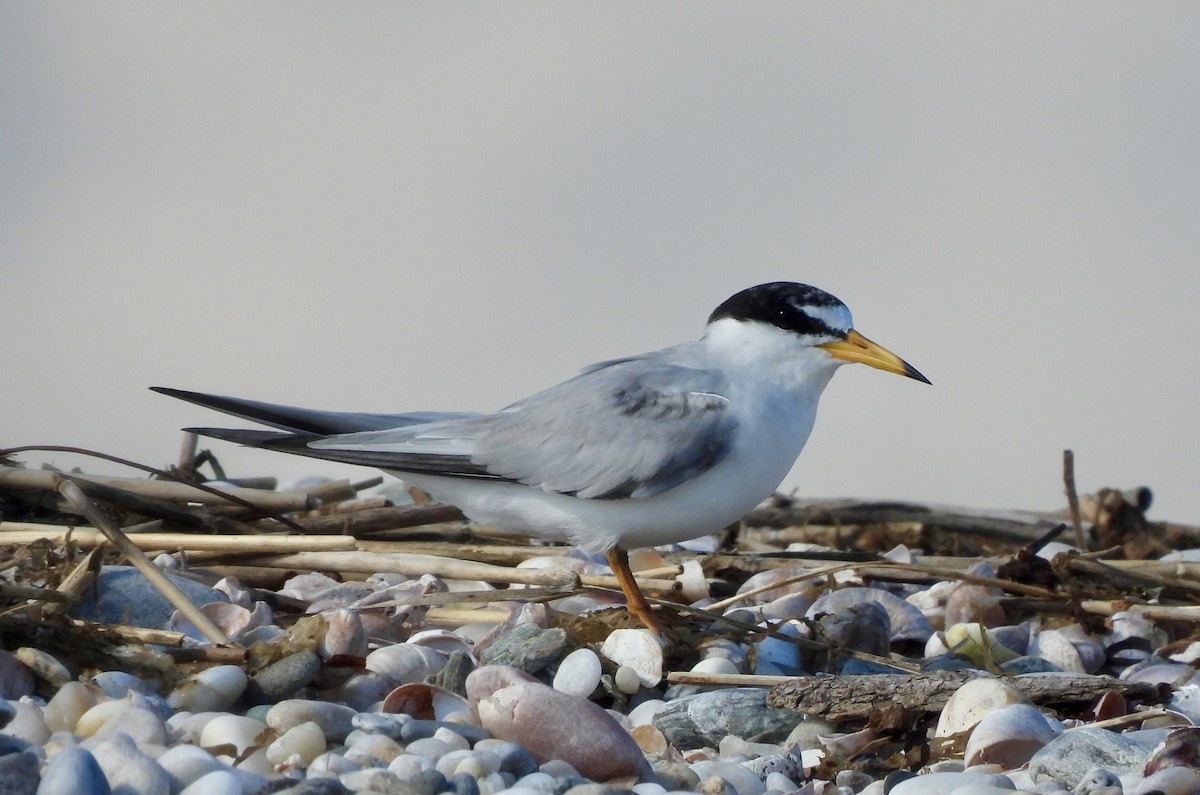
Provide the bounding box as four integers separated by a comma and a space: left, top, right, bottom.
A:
42, 682, 97, 734
266, 720, 327, 765
177, 769, 241, 795
156, 745, 225, 793
37, 747, 112, 795
266, 699, 357, 742
468, 665, 652, 782
88, 734, 171, 795
553, 649, 603, 698
614, 666, 642, 695
168, 665, 248, 713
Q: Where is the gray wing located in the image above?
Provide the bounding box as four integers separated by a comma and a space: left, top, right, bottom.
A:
310, 357, 737, 499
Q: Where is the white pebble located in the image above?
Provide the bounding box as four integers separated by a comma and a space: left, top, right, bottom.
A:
178, 770, 241, 795
43, 682, 97, 734
436, 749, 476, 778
266, 721, 327, 765
199, 715, 269, 758
691, 657, 739, 676
88, 734, 171, 795
3, 699, 49, 745
627, 698, 667, 727
388, 753, 433, 778
552, 648, 603, 698
307, 752, 360, 778
156, 745, 224, 792
168, 666, 247, 713
405, 737, 450, 761
91, 706, 166, 746
75, 699, 132, 738
346, 732, 402, 764
434, 725, 471, 752
614, 665, 642, 695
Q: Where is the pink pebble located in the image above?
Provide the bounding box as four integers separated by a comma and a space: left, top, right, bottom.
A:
466, 665, 651, 782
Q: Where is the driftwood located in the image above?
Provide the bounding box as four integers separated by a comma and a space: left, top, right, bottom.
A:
279, 503, 466, 535
0, 526, 357, 554
766, 670, 1162, 722
1, 466, 317, 512
743, 497, 1063, 542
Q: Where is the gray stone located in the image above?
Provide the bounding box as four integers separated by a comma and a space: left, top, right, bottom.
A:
404, 769, 447, 795
0, 751, 39, 795
37, 747, 111, 795
351, 713, 410, 739
475, 740, 537, 778
338, 768, 419, 795
274, 780, 352, 795
1027, 728, 1156, 787
71, 566, 226, 629
653, 688, 803, 749
246, 651, 322, 705
266, 699, 357, 742
447, 772, 480, 795
0, 655, 34, 701
399, 719, 490, 745
478, 624, 567, 674
651, 760, 700, 792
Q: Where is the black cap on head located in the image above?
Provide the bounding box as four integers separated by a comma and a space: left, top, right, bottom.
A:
707, 282, 849, 339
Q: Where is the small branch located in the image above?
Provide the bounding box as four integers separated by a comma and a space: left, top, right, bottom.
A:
58, 480, 234, 647
2, 466, 315, 512
1064, 449, 1087, 550
0, 526, 356, 554
236, 550, 581, 587
767, 670, 1160, 722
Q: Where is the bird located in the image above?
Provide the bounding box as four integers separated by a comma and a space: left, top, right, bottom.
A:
154, 281, 929, 633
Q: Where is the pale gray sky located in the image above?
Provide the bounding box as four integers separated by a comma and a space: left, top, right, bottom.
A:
4, 4, 1199, 523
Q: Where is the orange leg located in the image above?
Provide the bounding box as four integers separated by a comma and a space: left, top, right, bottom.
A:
605, 547, 667, 635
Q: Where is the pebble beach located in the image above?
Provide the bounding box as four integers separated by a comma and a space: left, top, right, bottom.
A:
1, 468, 1199, 795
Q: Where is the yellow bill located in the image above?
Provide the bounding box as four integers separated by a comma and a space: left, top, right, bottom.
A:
819, 329, 931, 384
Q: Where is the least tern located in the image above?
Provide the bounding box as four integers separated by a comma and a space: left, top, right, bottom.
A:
154, 282, 928, 632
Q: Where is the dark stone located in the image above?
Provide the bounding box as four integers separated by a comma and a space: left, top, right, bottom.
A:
0, 751, 38, 795
477, 624, 566, 674
246, 651, 322, 705
405, 769, 446, 795
70, 566, 226, 630
446, 772, 480, 795
653, 688, 802, 749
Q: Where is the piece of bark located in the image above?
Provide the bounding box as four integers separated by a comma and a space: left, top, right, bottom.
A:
767, 670, 1161, 722
270, 503, 466, 535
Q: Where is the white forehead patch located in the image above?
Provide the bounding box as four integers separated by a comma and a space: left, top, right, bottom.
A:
797, 301, 853, 334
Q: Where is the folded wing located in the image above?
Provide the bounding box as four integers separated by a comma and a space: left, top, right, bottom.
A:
155, 357, 736, 500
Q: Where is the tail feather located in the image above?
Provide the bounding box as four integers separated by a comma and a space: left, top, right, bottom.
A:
151, 386, 449, 434
185, 425, 494, 476
157, 386, 497, 480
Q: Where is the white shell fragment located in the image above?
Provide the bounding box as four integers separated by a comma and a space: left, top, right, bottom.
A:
600, 629, 664, 688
